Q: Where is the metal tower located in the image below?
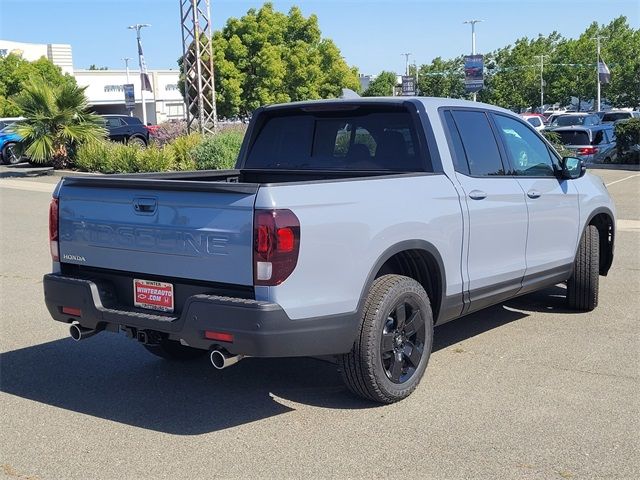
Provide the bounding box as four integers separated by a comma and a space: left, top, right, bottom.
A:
180, 0, 217, 133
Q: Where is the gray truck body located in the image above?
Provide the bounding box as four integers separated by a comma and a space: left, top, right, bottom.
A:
44, 97, 616, 359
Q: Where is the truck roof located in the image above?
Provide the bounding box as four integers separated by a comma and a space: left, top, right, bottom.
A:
261, 96, 517, 116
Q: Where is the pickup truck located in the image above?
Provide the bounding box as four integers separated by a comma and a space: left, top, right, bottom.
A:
44, 97, 615, 403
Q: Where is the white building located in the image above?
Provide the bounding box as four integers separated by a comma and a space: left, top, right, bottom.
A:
1, 39, 186, 124
74, 69, 185, 125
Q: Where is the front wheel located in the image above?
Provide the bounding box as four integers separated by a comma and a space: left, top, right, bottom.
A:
339, 274, 433, 404
567, 224, 599, 311
2, 142, 23, 165
143, 339, 207, 361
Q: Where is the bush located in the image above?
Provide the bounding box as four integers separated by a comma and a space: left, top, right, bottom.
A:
75, 141, 110, 172
191, 131, 245, 170
138, 145, 175, 172
170, 133, 201, 170
104, 143, 143, 173
151, 120, 188, 146
614, 118, 640, 163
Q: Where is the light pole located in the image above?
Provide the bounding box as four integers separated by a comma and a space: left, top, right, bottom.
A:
463, 19, 483, 101
401, 52, 412, 76
594, 36, 605, 112
128, 23, 151, 125
122, 57, 132, 116
534, 55, 548, 114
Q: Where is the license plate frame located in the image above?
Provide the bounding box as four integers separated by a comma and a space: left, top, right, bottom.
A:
133, 279, 174, 313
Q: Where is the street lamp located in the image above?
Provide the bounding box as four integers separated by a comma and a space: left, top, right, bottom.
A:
122, 57, 132, 117
463, 19, 483, 102
534, 55, 548, 115
128, 23, 151, 125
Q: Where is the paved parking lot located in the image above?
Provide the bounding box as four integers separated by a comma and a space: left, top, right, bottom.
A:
1, 170, 638, 480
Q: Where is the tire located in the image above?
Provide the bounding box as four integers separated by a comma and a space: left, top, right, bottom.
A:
128, 136, 147, 147
338, 274, 434, 404
2, 142, 23, 165
567, 224, 599, 311
143, 339, 207, 361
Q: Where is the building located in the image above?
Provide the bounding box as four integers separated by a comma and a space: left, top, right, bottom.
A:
74, 69, 185, 124
0, 40, 73, 75
1, 39, 186, 124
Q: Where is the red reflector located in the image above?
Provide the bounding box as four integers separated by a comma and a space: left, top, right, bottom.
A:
204, 331, 234, 343
49, 197, 60, 262
62, 307, 81, 317
277, 227, 295, 252
256, 225, 270, 253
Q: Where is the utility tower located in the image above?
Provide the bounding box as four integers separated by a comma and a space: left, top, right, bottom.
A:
180, 0, 217, 133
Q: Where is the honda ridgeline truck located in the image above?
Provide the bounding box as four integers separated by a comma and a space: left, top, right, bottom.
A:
44, 98, 615, 403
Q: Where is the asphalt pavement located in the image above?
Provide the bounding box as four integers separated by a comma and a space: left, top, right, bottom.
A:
0, 170, 638, 480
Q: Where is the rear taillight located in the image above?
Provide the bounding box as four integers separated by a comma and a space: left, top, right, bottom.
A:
49, 197, 59, 262
253, 209, 300, 286
578, 146, 598, 156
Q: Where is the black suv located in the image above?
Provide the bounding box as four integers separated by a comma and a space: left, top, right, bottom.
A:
102, 115, 149, 146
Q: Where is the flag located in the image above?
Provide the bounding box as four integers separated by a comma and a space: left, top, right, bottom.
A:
137, 37, 153, 92
598, 60, 611, 84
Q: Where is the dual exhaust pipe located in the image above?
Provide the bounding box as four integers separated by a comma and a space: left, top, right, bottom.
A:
70, 324, 244, 370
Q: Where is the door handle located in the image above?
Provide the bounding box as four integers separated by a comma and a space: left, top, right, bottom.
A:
468, 190, 487, 200
133, 197, 157, 214
527, 190, 541, 199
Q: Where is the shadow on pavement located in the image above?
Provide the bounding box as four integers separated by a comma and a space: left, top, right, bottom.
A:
1, 287, 565, 434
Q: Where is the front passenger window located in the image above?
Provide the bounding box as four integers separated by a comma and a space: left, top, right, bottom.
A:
493, 114, 557, 177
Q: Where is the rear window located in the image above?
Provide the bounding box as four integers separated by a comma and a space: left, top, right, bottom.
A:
602, 112, 631, 122
245, 108, 429, 171
526, 117, 542, 127
552, 116, 586, 127
556, 130, 590, 146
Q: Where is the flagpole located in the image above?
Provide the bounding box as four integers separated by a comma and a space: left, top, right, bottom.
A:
596, 36, 601, 112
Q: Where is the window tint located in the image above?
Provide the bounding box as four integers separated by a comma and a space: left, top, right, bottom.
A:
246, 110, 429, 171
592, 130, 606, 145
602, 112, 631, 122
526, 117, 542, 127
493, 114, 556, 177
450, 110, 504, 176
443, 110, 470, 175
105, 117, 122, 128
556, 130, 590, 146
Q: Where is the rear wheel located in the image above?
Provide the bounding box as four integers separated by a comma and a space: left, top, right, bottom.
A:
143, 339, 207, 361
339, 274, 433, 404
128, 136, 147, 147
567, 224, 599, 311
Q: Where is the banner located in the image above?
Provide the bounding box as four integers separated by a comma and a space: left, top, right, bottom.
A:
464, 54, 484, 93
137, 37, 153, 92
401, 75, 416, 96
123, 84, 135, 109
598, 60, 611, 84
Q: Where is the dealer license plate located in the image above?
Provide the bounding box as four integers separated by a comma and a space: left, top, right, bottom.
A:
133, 279, 174, 313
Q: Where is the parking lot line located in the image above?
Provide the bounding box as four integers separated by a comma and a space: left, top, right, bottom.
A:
605, 173, 640, 187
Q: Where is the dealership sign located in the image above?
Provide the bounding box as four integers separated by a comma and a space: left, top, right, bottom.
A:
464, 55, 484, 93
401, 75, 416, 96
123, 84, 135, 109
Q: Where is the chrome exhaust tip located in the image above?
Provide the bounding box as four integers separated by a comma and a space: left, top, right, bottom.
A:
69, 324, 99, 341
210, 349, 243, 370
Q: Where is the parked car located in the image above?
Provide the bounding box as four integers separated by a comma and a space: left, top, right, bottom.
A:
599, 110, 640, 123
553, 125, 617, 163
0, 120, 25, 165
520, 114, 545, 131
102, 115, 149, 146
546, 113, 601, 130
44, 97, 615, 404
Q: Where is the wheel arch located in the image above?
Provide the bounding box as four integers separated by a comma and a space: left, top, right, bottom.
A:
584, 207, 615, 276
358, 240, 446, 323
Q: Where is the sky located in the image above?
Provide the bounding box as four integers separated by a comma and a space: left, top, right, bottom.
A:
1, 0, 638, 74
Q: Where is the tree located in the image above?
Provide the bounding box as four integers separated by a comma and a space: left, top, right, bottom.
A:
179, 3, 360, 118
0, 53, 76, 117
416, 57, 465, 98
362, 71, 397, 97
13, 78, 106, 168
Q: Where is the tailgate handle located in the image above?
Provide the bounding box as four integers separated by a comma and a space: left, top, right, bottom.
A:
133, 197, 157, 214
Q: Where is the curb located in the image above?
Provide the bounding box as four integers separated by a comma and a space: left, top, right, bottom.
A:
50, 170, 100, 178
587, 163, 640, 171
0, 166, 53, 178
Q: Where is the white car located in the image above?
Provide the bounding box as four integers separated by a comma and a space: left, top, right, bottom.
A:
520, 114, 545, 131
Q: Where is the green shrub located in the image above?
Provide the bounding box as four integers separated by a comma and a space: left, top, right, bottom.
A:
138, 145, 175, 172
191, 131, 245, 170
104, 143, 143, 173
170, 133, 201, 170
75, 141, 110, 172
614, 118, 640, 162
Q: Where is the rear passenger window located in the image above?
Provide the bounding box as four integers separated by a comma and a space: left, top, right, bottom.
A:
451, 110, 505, 176
443, 111, 470, 175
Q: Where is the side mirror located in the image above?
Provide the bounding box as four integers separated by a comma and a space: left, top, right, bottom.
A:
561, 156, 586, 179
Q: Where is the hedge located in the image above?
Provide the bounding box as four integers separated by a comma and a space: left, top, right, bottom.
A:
614, 118, 640, 164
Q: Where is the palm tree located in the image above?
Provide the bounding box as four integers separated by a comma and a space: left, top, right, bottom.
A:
13, 78, 106, 168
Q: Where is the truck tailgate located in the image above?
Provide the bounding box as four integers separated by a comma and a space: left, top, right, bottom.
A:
57, 179, 257, 286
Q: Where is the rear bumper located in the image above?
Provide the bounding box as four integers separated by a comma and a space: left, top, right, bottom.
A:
43, 274, 359, 357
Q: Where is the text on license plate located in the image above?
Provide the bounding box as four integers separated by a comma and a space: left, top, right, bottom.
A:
134, 279, 174, 312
